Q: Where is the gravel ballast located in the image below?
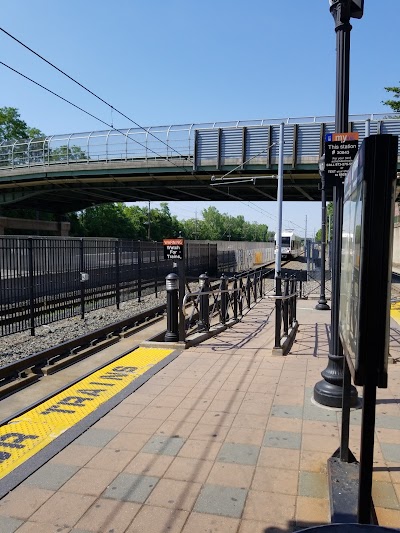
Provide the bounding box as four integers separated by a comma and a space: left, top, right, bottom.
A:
0, 291, 167, 368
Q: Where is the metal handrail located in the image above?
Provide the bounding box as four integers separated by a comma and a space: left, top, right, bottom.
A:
268, 291, 297, 301
1, 114, 399, 170
181, 267, 270, 337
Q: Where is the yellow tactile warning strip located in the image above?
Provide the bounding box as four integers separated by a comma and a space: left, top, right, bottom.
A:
0, 347, 173, 480
390, 301, 400, 325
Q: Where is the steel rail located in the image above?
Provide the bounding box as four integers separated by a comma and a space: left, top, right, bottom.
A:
0, 303, 166, 390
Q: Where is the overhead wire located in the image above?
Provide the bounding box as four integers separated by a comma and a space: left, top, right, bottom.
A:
0, 61, 194, 177
0, 62, 201, 206
0, 26, 193, 163
0, 28, 307, 232
1, 60, 288, 226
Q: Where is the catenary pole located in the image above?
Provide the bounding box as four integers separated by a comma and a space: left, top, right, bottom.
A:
275, 123, 284, 278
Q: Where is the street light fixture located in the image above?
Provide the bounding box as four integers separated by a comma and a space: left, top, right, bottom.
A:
329, 0, 364, 19
315, 154, 330, 311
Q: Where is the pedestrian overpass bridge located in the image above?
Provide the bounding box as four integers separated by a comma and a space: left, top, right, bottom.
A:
0, 114, 399, 213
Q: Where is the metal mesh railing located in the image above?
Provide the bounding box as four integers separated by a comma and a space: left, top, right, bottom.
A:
1, 114, 399, 169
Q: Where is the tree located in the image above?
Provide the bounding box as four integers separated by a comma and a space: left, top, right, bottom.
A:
383, 83, 400, 113
0, 107, 45, 171
148, 203, 182, 241
0, 107, 44, 143
50, 144, 86, 163
315, 201, 333, 243
181, 207, 270, 242
79, 203, 135, 238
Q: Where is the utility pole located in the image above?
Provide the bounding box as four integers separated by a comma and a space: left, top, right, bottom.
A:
316, 154, 330, 311
274, 123, 284, 278
193, 210, 199, 240
147, 200, 151, 241
304, 215, 307, 262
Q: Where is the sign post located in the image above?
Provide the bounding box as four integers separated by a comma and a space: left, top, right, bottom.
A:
163, 238, 184, 261
325, 132, 359, 186
163, 238, 186, 342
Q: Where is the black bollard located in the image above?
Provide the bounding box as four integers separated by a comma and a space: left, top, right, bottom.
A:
198, 273, 210, 332
165, 273, 179, 342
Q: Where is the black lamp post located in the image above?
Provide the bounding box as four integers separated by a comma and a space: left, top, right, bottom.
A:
314, 0, 362, 408
316, 154, 330, 311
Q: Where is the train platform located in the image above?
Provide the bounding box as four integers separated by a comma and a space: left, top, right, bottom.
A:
0, 298, 400, 532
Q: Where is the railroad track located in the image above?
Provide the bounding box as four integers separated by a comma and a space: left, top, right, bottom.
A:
0, 277, 163, 336
0, 304, 167, 400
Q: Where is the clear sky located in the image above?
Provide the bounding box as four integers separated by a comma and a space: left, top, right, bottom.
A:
1, 1, 398, 237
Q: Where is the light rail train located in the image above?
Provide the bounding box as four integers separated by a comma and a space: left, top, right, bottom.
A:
274, 229, 302, 259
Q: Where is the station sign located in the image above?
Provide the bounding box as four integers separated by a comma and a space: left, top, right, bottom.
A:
163, 238, 184, 260
325, 132, 359, 185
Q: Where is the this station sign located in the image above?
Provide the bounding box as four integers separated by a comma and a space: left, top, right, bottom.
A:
163, 238, 184, 260
325, 132, 359, 185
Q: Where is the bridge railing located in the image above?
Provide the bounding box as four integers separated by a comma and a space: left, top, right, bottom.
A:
1, 114, 399, 170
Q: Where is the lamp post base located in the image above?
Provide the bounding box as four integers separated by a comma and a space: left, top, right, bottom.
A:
316, 299, 330, 310
314, 379, 358, 408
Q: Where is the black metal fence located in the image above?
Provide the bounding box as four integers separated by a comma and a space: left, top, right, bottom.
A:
0, 237, 217, 337
182, 266, 271, 339
273, 273, 299, 354
164, 266, 271, 342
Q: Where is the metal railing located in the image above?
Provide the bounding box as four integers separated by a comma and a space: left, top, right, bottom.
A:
272, 273, 299, 354
0, 237, 217, 337
1, 114, 399, 170
173, 266, 271, 340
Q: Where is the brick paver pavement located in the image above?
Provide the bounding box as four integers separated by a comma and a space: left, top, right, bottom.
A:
0, 297, 399, 532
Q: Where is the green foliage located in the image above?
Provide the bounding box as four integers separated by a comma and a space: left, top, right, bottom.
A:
181, 207, 270, 242
50, 145, 87, 162
71, 202, 183, 240
147, 202, 182, 241
0, 107, 44, 142
69, 202, 270, 241
78, 204, 135, 238
315, 201, 333, 243
0, 108, 270, 241
383, 83, 400, 113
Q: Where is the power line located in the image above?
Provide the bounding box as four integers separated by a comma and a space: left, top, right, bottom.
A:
0, 29, 308, 232
0, 61, 281, 224
0, 26, 192, 163
1, 59, 300, 229
0, 61, 194, 176
0, 26, 308, 223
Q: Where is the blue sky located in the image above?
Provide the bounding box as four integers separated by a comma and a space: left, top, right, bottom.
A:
1, 0, 398, 237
